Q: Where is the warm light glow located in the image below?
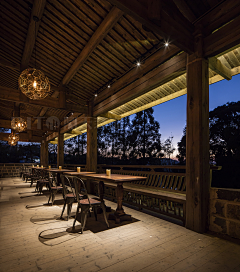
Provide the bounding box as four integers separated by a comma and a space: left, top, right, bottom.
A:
165, 42, 169, 47
95, 93, 98, 97
11, 117, 27, 132
8, 132, 19, 146
107, 85, 111, 88
19, 68, 51, 100
136, 62, 141, 66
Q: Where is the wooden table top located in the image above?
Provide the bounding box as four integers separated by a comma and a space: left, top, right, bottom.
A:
46, 169, 72, 173
63, 172, 96, 176
84, 173, 147, 183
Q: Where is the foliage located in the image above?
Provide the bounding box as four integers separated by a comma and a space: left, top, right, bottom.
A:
177, 101, 240, 188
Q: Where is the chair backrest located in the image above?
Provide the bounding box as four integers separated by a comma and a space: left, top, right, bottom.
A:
60, 175, 71, 199
72, 176, 92, 205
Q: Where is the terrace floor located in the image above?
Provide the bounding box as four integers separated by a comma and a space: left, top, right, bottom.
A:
0, 178, 240, 272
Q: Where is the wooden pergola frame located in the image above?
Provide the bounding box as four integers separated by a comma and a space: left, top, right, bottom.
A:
1, 0, 240, 234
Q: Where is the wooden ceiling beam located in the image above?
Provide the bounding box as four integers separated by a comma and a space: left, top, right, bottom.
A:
94, 52, 187, 116
0, 132, 42, 143
209, 57, 232, 80
204, 15, 240, 57
106, 0, 194, 54
196, 0, 240, 36
0, 86, 88, 114
62, 7, 124, 85
0, 119, 56, 132
21, 0, 47, 71
94, 46, 181, 104
99, 112, 122, 120
46, 50, 186, 141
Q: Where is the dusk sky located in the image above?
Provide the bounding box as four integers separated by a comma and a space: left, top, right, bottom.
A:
152, 73, 240, 157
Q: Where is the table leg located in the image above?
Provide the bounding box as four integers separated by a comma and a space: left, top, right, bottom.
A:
108, 182, 131, 223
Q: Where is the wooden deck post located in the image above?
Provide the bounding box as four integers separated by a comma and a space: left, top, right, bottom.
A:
86, 100, 97, 193
57, 131, 64, 168
40, 140, 48, 166
186, 26, 210, 233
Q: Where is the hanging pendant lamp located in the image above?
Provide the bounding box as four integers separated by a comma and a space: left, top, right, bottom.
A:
8, 131, 19, 146
18, 16, 50, 100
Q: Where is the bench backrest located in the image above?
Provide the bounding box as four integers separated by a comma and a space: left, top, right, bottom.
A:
111, 169, 186, 194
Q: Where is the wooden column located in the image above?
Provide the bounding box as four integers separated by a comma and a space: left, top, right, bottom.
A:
186, 27, 210, 233
40, 140, 48, 166
57, 132, 64, 167
87, 100, 97, 173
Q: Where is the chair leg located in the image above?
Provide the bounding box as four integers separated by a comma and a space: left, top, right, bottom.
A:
101, 202, 109, 228
73, 204, 80, 228
93, 206, 98, 221
81, 207, 89, 234
60, 199, 67, 219
67, 203, 72, 221
52, 190, 57, 205
48, 192, 52, 204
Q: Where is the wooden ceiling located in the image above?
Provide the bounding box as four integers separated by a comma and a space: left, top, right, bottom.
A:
0, 0, 240, 142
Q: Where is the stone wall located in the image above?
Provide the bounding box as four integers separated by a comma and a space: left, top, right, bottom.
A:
209, 188, 240, 240
0, 163, 33, 178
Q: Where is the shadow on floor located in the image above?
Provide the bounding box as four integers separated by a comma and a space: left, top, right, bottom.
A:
38, 210, 139, 246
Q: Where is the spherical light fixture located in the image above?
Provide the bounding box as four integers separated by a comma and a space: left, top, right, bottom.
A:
19, 68, 51, 100
8, 132, 19, 146
18, 16, 51, 100
11, 117, 27, 132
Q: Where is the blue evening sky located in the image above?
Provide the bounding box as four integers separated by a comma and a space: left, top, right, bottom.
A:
152, 73, 240, 157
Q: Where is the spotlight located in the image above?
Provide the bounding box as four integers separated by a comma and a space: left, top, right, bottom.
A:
107, 85, 111, 88
94, 93, 98, 97
136, 61, 141, 66
165, 42, 169, 47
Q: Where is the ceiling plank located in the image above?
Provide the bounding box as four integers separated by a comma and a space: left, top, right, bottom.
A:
0, 132, 42, 143
209, 57, 232, 80
0, 57, 21, 71
94, 46, 181, 104
0, 86, 88, 114
196, 0, 240, 36
62, 6, 124, 85
21, 0, 47, 71
204, 15, 240, 57
106, 0, 194, 53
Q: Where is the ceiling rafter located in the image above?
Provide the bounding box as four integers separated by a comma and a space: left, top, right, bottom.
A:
33, 6, 123, 125
106, 0, 194, 54
21, 0, 47, 71
62, 6, 124, 86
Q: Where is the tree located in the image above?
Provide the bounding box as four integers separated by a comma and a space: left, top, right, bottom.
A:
177, 101, 240, 188
163, 136, 175, 162
128, 108, 162, 164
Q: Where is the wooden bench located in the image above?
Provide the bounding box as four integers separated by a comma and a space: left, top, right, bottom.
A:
93, 165, 187, 225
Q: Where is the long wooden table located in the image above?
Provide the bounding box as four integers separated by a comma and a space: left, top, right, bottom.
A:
83, 173, 147, 223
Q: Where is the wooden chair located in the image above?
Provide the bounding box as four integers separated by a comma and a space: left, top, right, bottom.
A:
72, 177, 109, 234
48, 175, 63, 205
35, 169, 49, 194
60, 175, 83, 220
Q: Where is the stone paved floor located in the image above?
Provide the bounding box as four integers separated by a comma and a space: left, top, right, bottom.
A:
0, 177, 240, 272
